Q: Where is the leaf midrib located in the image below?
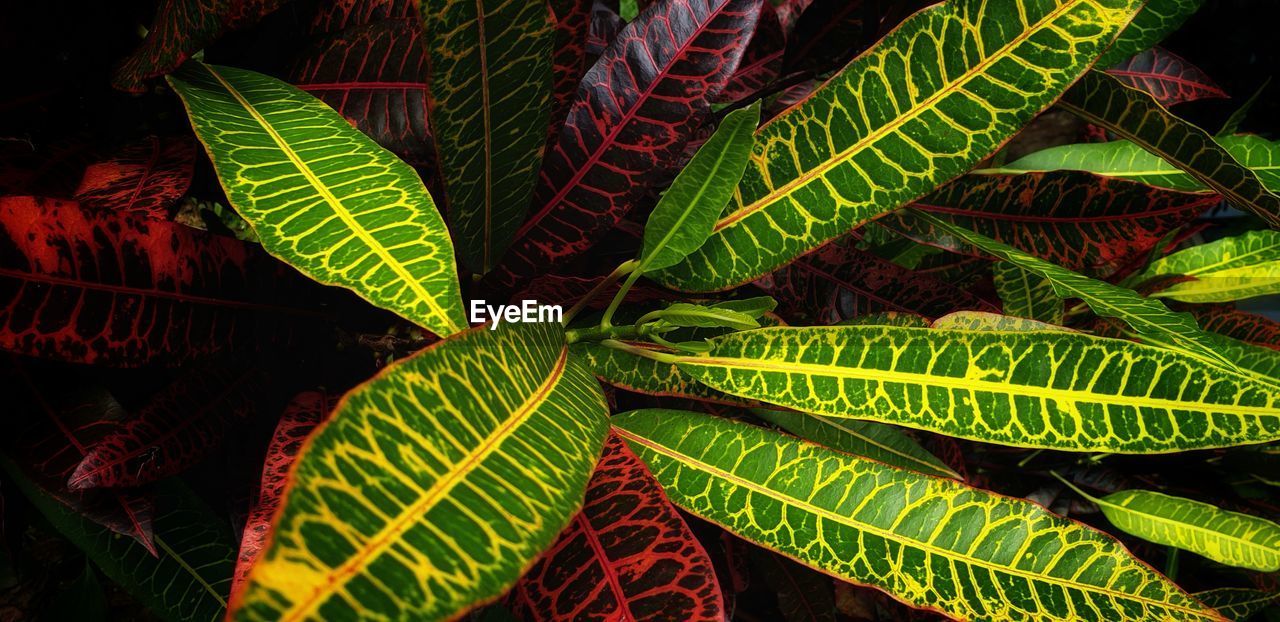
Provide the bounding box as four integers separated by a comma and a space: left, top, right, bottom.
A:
1100, 494, 1280, 561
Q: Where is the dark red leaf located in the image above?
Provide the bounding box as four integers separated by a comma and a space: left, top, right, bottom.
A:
0, 196, 318, 366
485, 0, 759, 292
715, 0, 783, 103
67, 363, 266, 490
112, 0, 292, 92
510, 433, 725, 621
884, 171, 1218, 276
73, 136, 196, 219
3, 359, 156, 553
232, 391, 334, 596
309, 0, 415, 34
755, 238, 997, 324
548, 0, 594, 140
1187, 305, 1280, 351
584, 1, 624, 75
1106, 47, 1227, 107
772, 0, 812, 34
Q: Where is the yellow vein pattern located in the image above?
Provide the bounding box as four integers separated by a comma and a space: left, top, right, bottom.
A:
233, 323, 610, 621
613, 410, 1225, 621
655, 0, 1144, 292
677, 326, 1280, 453
167, 63, 466, 338
994, 262, 1065, 324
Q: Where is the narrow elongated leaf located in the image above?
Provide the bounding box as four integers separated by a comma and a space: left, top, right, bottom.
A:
424, 0, 554, 273
994, 262, 1064, 324
485, 0, 759, 289
0, 197, 312, 366
612, 410, 1224, 621
2, 460, 236, 622
654, 0, 1146, 292
1190, 306, 1280, 351
932, 310, 1071, 332
908, 211, 1236, 371
69, 364, 264, 490
1084, 488, 1280, 572
233, 323, 610, 621
233, 391, 335, 595
571, 341, 755, 406
639, 104, 758, 273
1058, 70, 1280, 227
751, 408, 957, 479
509, 434, 725, 621
886, 171, 1217, 275
674, 325, 1280, 452
1106, 47, 1225, 106
1136, 231, 1280, 303
1196, 588, 1280, 622
167, 62, 467, 338
1095, 0, 1202, 67
990, 135, 1280, 192
74, 136, 197, 218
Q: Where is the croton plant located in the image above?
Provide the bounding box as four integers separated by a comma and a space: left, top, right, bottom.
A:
3, 0, 1280, 620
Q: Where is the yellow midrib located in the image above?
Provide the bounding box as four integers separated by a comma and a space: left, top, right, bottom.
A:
1101, 496, 1280, 562
613, 428, 1218, 619
155, 534, 228, 608
204, 65, 461, 333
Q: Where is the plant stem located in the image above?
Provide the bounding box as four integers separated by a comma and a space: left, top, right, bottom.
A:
600, 339, 682, 364
566, 324, 643, 344
601, 267, 643, 329
563, 259, 638, 325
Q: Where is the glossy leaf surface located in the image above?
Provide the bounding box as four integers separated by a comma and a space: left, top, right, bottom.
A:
994, 262, 1064, 324
1195, 588, 1280, 622
424, 0, 554, 273
168, 62, 467, 337
1191, 306, 1280, 351
234, 323, 610, 621
655, 0, 1146, 291
1106, 47, 1225, 106
612, 410, 1222, 621
509, 433, 724, 621
1137, 230, 1280, 303
676, 325, 1280, 452
547, 0, 593, 137
1095, 0, 1202, 66
751, 408, 958, 478
571, 341, 754, 406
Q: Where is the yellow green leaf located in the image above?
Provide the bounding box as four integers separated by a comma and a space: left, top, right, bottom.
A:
993, 262, 1064, 324
1138, 230, 1280, 303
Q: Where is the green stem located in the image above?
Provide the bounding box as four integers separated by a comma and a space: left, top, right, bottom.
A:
1048, 470, 1102, 503
566, 324, 643, 344
601, 267, 643, 329
601, 339, 683, 364
563, 259, 638, 325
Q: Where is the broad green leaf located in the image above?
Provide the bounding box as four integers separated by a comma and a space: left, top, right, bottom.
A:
994, 262, 1064, 324
673, 325, 1280, 453
570, 341, 754, 406
423, 0, 554, 274
1, 458, 235, 622
612, 410, 1223, 621
167, 63, 466, 338
708, 296, 777, 319
908, 210, 1236, 371
639, 103, 759, 273
1136, 230, 1280, 303
1196, 588, 1280, 622
836, 311, 931, 327
931, 310, 1071, 332
1060, 480, 1280, 572
1096, 0, 1203, 66
1057, 70, 1280, 227
653, 302, 759, 331
233, 323, 610, 621
653, 0, 1145, 291
989, 136, 1280, 192
751, 408, 959, 479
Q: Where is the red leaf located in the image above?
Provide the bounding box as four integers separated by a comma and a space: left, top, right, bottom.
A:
112, 0, 292, 92
232, 391, 334, 596
309, 0, 415, 34
755, 238, 997, 323
0, 196, 317, 366
4, 359, 156, 553
1106, 47, 1227, 107
485, 0, 759, 291
715, 0, 784, 103
886, 171, 1218, 276
510, 433, 725, 621
548, 0, 594, 140
1188, 305, 1280, 351
67, 363, 266, 490
73, 136, 196, 219
773, 0, 812, 34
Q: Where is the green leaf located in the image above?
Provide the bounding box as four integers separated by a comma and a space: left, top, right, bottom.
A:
570, 341, 754, 406
708, 296, 777, 320
836, 311, 931, 327
1195, 588, 1280, 621
651, 302, 759, 331
652, 0, 1145, 291
167, 62, 466, 338
1056, 70, 1280, 228
931, 310, 1071, 332
612, 409, 1223, 621
672, 325, 1280, 453
639, 103, 759, 273
1096, 0, 1203, 66
1, 458, 235, 622
993, 262, 1064, 324
989, 136, 1280, 193
1135, 230, 1280, 303
423, 0, 554, 274
1218, 78, 1270, 136
233, 323, 610, 621
908, 210, 1236, 371
751, 408, 958, 479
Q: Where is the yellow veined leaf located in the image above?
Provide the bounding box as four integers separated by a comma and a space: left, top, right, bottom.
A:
232, 323, 610, 621
1056, 476, 1280, 572
993, 262, 1064, 324
612, 409, 1225, 621
168, 62, 467, 338
671, 325, 1280, 453
930, 311, 1072, 332
653, 0, 1146, 292
1136, 230, 1280, 303
569, 341, 755, 406
1195, 588, 1280, 622
1095, 0, 1203, 66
